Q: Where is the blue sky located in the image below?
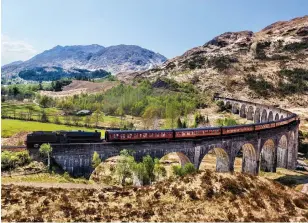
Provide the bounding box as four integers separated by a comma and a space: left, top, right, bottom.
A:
2, 0, 307, 64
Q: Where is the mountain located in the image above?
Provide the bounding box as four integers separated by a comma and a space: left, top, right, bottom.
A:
128, 16, 308, 107
1, 44, 167, 82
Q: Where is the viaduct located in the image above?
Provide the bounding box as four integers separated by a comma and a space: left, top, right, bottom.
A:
38, 97, 299, 178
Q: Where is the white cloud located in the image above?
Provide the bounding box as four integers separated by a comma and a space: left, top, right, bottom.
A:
1, 34, 37, 65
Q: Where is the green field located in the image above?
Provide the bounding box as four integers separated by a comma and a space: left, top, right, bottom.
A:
1, 119, 105, 138
1, 102, 121, 127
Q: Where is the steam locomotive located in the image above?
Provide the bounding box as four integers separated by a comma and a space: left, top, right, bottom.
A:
26, 130, 102, 148
25, 114, 298, 148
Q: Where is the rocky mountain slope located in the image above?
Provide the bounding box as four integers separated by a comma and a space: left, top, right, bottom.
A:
1, 44, 167, 82
129, 16, 308, 107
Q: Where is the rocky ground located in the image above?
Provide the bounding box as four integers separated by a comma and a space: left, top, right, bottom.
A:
2, 170, 308, 222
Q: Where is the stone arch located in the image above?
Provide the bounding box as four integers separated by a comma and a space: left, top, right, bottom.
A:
260, 139, 276, 172
160, 152, 192, 177
268, 111, 274, 122
275, 113, 280, 121
239, 104, 246, 118
232, 103, 240, 114
254, 108, 261, 123
247, 106, 254, 120
277, 135, 288, 168
199, 148, 230, 172
160, 152, 191, 167
261, 109, 268, 122
234, 143, 258, 175
287, 131, 296, 169
225, 101, 232, 110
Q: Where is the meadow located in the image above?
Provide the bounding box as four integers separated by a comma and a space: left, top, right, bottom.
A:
1, 102, 121, 128
1, 119, 105, 138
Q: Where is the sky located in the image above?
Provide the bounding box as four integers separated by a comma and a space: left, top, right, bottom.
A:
1, 0, 308, 65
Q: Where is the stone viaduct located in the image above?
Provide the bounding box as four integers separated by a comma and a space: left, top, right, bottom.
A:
43, 97, 299, 178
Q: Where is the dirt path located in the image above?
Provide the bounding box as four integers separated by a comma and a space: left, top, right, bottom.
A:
1, 182, 106, 189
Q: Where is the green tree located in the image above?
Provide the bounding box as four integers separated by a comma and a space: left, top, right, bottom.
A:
153, 158, 166, 181
142, 155, 155, 184
115, 150, 135, 185
177, 117, 183, 128
92, 109, 103, 127
39, 95, 53, 108
172, 163, 197, 177
25, 104, 34, 120
41, 110, 49, 122
92, 151, 102, 169
39, 143, 53, 169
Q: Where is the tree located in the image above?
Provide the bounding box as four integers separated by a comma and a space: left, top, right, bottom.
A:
92, 151, 102, 169
172, 163, 197, 177
63, 115, 71, 125
84, 115, 93, 127
142, 155, 155, 184
115, 150, 135, 185
165, 101, 180, 129
39, 143, 53, 169
53, 115, 61, 124
153, 158, 166, 181
39, 95, 53, 108
92, 109, 103, 127
177, 117, 183, 128
142, 105, 162, 129
40, 110, 49, 122
72, 115, 82, 126
25, 104, 34, 120
62, 101, 74, 115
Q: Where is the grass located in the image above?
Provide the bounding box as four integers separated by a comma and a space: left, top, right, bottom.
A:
2, 101, 121, 127
1, 172, 89, 184
259, 168, 308, 191
1, 119, 105, 138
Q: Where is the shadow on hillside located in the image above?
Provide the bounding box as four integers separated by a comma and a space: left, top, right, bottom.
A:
274, 173, 308, 187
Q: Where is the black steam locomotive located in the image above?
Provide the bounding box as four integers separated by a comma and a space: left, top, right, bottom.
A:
26, 130, 102, 148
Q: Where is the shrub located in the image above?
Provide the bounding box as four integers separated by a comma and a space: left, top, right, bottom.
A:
283, 41, 308, 52
255, 41, 271, 59
39, 143, 53, 169
92, 151, 102, 169
1, 150, 31, 170
215, 117, 238, 126
208, 55, 237, 71
216, 100, 226, 112
245, 74, 274, 97
172, 163, 197, 177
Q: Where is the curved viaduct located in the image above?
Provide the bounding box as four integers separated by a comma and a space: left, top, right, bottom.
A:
45, 97, 300, 178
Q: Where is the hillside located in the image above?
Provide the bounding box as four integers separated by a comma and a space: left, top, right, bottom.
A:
39, 80, 119, 98
2, 171, 308, 222
1, 44, 167, 83
129, 16, 308, 108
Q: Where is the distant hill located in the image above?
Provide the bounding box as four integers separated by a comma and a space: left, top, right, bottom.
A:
130, 16, 308, 107
1, 44, 167, 83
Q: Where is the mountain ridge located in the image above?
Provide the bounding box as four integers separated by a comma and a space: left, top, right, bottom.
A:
123, 15, 308, 107
1, 44, 167, 82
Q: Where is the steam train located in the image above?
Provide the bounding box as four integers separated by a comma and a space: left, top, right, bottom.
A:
25, 114, 299, 148
26, 130, 102, 148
